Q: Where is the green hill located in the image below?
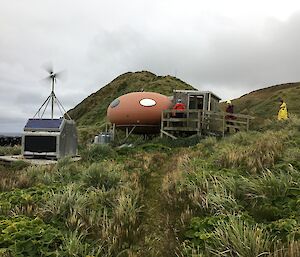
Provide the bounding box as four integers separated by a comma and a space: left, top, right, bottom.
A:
232, 82, 300, 119
68, 71, 195, 143
68, 71, 195, 127
69, 70, 300, 142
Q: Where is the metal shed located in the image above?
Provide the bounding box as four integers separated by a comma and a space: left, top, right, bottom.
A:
22, 118, 78, 159
172, 90, 221, 112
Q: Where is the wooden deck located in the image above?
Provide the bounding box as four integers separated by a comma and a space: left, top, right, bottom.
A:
160, 110, 253, 139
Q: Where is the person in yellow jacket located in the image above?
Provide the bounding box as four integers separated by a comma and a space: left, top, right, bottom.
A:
278, 98, 288, 120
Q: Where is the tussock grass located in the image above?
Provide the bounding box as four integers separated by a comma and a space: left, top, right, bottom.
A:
1, 115, 300, 256
271, 240, 300, 257
82, 162, 121, 190
208, 217, 272, 257
62, 230, 105, 257
36, 163, 143, 255
216, 131, 288, 173
81, 144, 116, 163
239, 169, 300, 203
0, 145, 21, 156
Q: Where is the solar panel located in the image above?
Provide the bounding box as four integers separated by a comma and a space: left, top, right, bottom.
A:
24, 119, 63, 130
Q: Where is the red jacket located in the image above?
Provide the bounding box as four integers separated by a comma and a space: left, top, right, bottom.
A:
173, 103, 186, 110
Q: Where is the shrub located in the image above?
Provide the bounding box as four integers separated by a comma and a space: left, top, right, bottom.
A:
184, 215, 227, 248
0, 185, 56, 216
83, 163, 121, 190
194, 136, 218, 157
10, 161, 29, 171
139, 143, 171, 152
81, 144, 116, 163
0, 216, 63, 256
0, 146, 21, 156
24, 165, 54, 186
267, 219, 300, 241
54, 162, 83, 184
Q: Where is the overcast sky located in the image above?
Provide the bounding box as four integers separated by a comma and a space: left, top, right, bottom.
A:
1, 0, 300, 132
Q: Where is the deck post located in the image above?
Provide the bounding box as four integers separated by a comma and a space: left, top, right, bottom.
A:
112, 123, 116, 141
160, 111, 164, 138
167, 111, 170, 128
197, 110, 201, 135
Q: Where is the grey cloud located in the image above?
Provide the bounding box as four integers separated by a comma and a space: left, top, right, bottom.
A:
1, 1, 300, 131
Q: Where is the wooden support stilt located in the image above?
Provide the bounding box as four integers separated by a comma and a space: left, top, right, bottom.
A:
161, 112, 164, 138
112, 123, 116, 141
160, 130, 177, 139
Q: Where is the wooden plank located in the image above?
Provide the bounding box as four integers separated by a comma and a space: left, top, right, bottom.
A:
112, 123, 116, 141
163, 110, 200, 114
225, 120, 248, 125
226, 124, 243, 129
164, 127, 199, 132
161, 112, 164, 138
162, 118, 200, 122
205, 111, 254, 119
160, 130, 177, 139
197, 110, 201, 135
163, 110, 253, 120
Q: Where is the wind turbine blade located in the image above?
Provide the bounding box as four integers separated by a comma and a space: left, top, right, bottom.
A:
55, 70, 67, 81
42, 62, 54, 74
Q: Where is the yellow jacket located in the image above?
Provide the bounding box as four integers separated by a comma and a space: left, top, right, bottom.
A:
278, 102, 288, 120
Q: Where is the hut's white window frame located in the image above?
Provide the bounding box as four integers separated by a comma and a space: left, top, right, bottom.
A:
139, 98, 156, 107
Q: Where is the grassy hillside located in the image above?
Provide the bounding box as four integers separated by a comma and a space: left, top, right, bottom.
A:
0, 117, 300, 256
69, 70, 300, 142
68, 71, 195, 127
2, 72, 300, 255
68, 71, 195, 143
232, 82, 300, 119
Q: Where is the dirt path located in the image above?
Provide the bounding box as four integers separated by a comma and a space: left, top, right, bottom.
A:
136, 153, 181, 257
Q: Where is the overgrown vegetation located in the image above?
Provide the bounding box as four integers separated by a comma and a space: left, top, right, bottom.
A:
0, 146, 21, 156
0, 116, 300, 256
162, 116, 300, 256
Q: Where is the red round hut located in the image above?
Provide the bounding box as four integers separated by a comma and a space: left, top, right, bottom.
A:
107, 92, 172, 133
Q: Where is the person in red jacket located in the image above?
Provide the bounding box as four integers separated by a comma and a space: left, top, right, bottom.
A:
172, 99, 186, 128
172, 99, 186, 118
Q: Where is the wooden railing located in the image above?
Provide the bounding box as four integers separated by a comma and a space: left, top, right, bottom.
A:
161, 110, 253, 139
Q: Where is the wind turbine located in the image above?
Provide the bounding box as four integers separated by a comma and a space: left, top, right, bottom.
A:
33, 64, 71, 120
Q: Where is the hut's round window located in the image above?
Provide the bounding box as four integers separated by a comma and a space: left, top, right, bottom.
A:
110, 98, 120, 108
140, 98, 156, 107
